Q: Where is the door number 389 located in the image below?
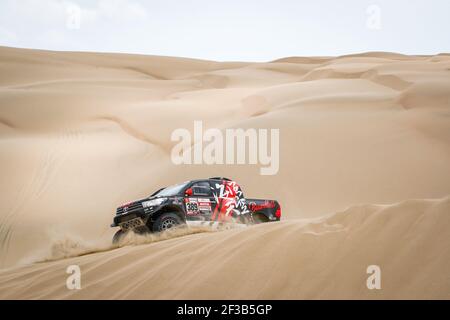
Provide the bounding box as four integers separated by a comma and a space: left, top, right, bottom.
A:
186, 202, 199, 211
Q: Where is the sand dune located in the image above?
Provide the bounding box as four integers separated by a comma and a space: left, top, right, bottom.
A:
0, 47, 450, 298
0, 196, 448, 299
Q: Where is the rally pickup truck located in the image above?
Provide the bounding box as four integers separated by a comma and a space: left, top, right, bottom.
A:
111, 177, 281, 243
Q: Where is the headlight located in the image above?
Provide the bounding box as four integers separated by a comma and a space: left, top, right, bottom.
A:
142, 198, 166, 208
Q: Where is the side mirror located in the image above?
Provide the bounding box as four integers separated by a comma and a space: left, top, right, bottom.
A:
185, 188, 193, 196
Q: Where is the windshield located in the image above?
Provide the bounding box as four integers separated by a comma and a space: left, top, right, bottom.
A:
153, 182, 189, 197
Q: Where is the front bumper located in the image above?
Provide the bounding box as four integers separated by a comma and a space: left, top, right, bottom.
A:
111, 210, 147, 228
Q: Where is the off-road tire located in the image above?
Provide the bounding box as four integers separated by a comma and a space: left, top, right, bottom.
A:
112, 229, 127, 244
152, 212, 184, 232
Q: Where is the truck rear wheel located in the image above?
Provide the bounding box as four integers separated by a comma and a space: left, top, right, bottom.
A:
152, 212, 184, 232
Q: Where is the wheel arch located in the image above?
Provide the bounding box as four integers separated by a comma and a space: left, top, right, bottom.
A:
252, 211, 270, 224
147, 205, 186, 228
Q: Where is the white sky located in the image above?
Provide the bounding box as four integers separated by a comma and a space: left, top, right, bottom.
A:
0, 0, 449, 61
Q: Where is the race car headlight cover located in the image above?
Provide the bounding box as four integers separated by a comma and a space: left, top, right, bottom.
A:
142, 198, 166, 208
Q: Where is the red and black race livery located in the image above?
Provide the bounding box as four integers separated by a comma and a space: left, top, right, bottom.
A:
111, 177, 281, 243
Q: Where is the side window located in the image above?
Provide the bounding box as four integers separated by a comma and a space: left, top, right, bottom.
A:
192, 182, 212, 196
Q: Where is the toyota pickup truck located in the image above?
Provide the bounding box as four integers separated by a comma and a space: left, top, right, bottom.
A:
111, 177, 281, 243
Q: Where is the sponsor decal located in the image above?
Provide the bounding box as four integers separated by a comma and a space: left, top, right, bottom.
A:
186, 198, 200, 215
119, 201, 135, 208
248, 200, 276, 212
211, 180, 250, 222
198, 198, 212, 213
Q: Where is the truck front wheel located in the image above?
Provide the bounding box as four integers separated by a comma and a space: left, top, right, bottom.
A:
152, 212, 184, 232
112, 230, 127, 244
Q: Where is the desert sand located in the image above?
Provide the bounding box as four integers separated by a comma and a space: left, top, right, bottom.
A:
0, 46, 449, 299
